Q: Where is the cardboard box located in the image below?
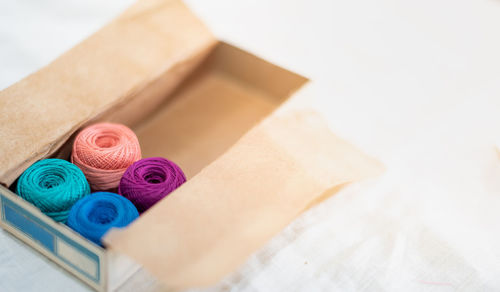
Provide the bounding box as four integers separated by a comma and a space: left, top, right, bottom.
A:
0, 0, 383, 291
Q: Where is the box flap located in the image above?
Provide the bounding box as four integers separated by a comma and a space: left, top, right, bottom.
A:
104, 108, 384, 290
0, 0, 217, 186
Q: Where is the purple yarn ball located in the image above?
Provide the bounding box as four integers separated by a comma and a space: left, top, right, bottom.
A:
118, 157, 186, 213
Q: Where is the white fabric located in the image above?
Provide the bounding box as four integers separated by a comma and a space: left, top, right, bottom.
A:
2, 0, 500, 291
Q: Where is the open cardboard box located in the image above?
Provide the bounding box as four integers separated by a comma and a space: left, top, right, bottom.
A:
0, 0, 383, 291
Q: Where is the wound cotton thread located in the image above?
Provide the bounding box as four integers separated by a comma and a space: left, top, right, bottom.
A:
71, 123, 141, 191
67, 192, 138, 246
119, 157, 186, 213
16, 159, 90, 223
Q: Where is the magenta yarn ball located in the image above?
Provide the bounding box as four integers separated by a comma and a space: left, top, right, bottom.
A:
118, 157, 186, 213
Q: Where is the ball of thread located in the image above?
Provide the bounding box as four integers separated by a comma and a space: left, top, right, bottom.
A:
16, 159, 90, 223
67, 192, 139, 246
119, 157, 186, 213
71, 123, 141, 191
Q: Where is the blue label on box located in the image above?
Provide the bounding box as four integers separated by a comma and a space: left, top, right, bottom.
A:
3, 202, 56, 252
0, 193, 101, 284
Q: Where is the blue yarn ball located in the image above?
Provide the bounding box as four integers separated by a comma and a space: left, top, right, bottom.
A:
67, 192, 139, 246
16, 159, 90, 222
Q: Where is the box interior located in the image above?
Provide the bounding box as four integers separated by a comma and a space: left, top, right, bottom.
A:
130, 42, 308, 178
6, 41, 308, 219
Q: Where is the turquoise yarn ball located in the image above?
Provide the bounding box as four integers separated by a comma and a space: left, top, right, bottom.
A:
67, 192, 138, 246
16, 159, 90, 222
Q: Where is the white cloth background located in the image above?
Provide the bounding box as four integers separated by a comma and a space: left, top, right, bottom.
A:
2, 0, 500, 291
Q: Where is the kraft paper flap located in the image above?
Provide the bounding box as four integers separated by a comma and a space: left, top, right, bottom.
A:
0, 0, 216, 186
104, 109, 384, 290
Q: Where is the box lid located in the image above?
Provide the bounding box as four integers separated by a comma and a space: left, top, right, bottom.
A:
0, 0, 217, 186
104, 104, 383, 290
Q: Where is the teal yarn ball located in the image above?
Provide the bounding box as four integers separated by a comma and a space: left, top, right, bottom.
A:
16, 159, 90, 222
67, 192, 138, 246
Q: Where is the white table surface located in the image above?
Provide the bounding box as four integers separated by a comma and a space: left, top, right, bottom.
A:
2, 0, 500, 291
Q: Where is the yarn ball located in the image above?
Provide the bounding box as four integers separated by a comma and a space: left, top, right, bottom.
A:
118, 157, 186, 213
71, 123, 141, 191
67, 192, 139, 246
16, 159, 90, 222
